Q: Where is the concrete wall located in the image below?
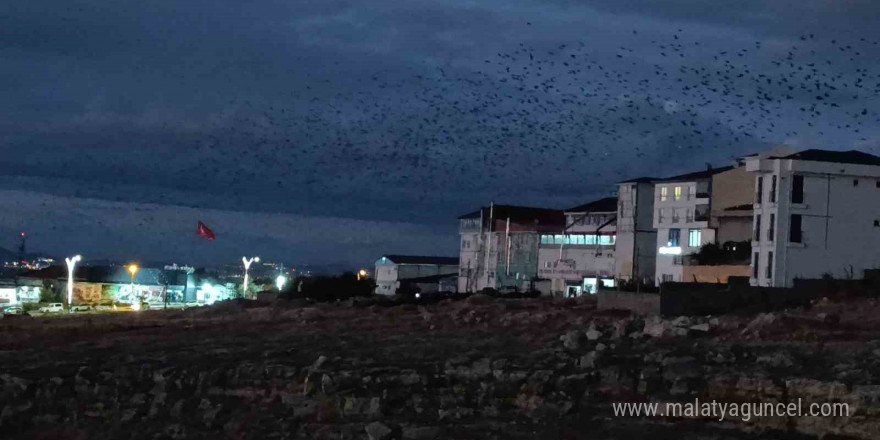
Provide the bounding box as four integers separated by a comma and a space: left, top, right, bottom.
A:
749, 156, 880, 287
597, 291, 660, 315
711, 165, 754, 212
716, 216, 752, 244
537, 244, 615, 295
655, 227, 715, 283
376, 260, 457, 296
374, 262, 399, 295
494, 233, 541, 290
615, 181, 657, 282
682, 264, 752, 283
458, 231, 488, 293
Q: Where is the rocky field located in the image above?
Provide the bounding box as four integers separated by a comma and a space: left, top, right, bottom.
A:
1, 295, 879, 439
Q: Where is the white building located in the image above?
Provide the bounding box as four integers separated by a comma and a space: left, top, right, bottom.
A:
747, 149, 880, 287
458, 205, 565, 293
614, 178, 658, 285
374, 255, 459, 295
653, 167, 730, 283
537, 197, 618, 297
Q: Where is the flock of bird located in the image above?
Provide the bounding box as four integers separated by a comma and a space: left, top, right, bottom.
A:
11, 24, 880, 241
173, 29, 880, 211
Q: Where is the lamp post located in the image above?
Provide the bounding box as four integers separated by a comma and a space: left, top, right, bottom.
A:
242, 256, 259, 299
65, 255, 82, 310
128, 264, 139, 306
276, 274, 287, 291
358, 269, 367, 281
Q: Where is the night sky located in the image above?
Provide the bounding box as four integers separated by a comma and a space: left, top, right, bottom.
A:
3, 1, 880, 268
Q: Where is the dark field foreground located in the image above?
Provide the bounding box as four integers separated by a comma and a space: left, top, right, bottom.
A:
2, 295, 880, 439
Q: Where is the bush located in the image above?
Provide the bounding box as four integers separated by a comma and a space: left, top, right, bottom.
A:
280, 272, 376, 302
691, 241, 751, 265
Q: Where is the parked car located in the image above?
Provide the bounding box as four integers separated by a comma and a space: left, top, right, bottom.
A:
2, 306, 23, 315
37, 303, 64, 313
94, 303, 114, 312
70, 304, 91, 313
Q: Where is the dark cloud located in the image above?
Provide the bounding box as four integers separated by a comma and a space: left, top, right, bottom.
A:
2, 0, 880, 266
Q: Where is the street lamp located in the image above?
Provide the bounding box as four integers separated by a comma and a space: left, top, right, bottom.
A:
128, 264, 139, 305
358, 269, 367, 280
65, 255, 82, 309
242, 256, 259, 299
276, 274, 287, 291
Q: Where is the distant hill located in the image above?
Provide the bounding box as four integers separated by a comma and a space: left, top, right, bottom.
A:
0, 246, 55, 264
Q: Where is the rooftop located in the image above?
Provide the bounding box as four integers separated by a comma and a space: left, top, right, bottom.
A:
774, 149, 880, 166
458, 204, 563, 220
652, 165, 735, 183
379, 255, 459, 266
566, 197, 618, 213
617, 176, 658, 184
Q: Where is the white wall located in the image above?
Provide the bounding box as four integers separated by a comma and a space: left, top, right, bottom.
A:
750, 157, 880, 287
615, 181, 657, 282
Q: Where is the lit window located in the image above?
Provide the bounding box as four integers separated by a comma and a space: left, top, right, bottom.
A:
688, 229, 701, 247
674, 186, 682, 201
668, 229, 681, 247
660, 187, 668, 202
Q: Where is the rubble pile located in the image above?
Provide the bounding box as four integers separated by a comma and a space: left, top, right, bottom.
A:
1, 296, 879, 439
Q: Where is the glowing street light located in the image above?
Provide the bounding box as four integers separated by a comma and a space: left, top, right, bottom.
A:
128, 264, 139, 305
65, 255, 82, 309
276, 274, 287, 291
242, 256, 260, 298
358, 269, 367, 280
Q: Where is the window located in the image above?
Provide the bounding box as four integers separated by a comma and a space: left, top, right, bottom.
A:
657, 209, 665, 223
688, 185, 696, 200
686, 209, 693, 222
768, 214, 775, 241
661, 274, 674, 283
660, 187, 668, 202
790, 214, 802, 243
598, 235, 615, 245
766, 251, 773, 279
756, 176, 763, 204
754, 214, 761, 241
876, 181, 880, 189
673, 256, 683, 265
674, 186, 682, 201
688, 229, 701, 247
770, 175, 777, 203
672, 209, 680, 223
792, 175, 804, 203
753, 253, 760, 278
668, 228, 681, 247
854, 179, 859, 187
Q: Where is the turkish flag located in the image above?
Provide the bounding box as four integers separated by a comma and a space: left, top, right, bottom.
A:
197, 221, 216, 241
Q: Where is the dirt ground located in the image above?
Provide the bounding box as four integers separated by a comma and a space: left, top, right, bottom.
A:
1, 295, 879, 439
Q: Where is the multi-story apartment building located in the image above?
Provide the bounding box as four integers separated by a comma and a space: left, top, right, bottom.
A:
747, 149, 880, 287
537, 197, 617, 296
653, 167, 732, 283
458, 204, 564, 293
614, 178, 658, 284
